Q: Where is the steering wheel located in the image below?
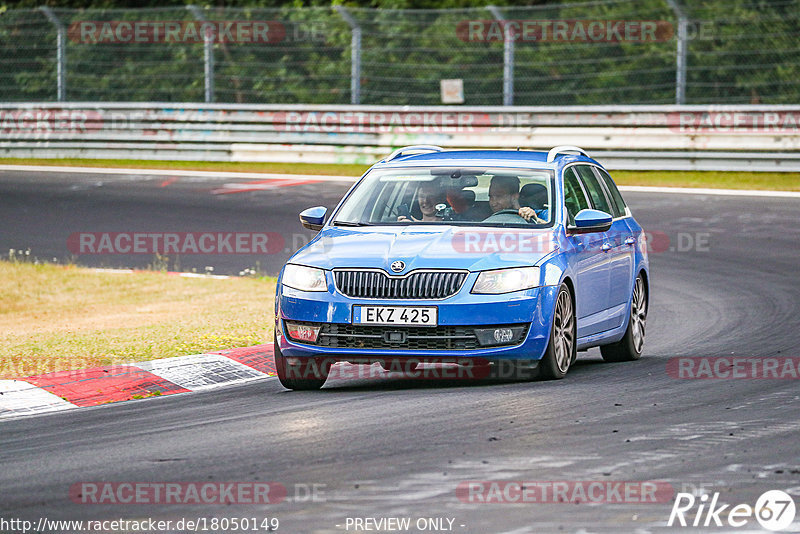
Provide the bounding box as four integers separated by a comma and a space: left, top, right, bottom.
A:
483, 209, 527, 223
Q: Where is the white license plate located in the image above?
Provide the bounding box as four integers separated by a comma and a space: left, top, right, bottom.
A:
355, 306, 437, 326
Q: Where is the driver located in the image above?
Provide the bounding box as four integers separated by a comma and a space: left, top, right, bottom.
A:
487, 175, 544, 223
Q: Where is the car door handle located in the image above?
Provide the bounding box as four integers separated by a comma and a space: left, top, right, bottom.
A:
601, 243, 612, 252
625, 237, 636, 246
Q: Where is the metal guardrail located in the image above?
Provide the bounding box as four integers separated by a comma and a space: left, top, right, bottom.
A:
1, 103, 799, 172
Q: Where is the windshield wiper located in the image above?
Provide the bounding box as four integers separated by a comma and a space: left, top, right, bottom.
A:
332, 220, 373, 227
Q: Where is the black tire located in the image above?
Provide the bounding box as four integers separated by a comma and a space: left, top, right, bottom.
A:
274, 337, 330, 390
601, 273, 647, 362
539, 284, 576, 380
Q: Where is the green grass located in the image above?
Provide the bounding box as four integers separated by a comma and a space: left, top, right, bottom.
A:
612, 170, 800, 191
1, 157, 798, 191
0, 261, 277, 379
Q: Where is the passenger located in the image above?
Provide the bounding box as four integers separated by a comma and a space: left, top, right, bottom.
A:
486, 175, 544, 223
398, 181, 446, 222
444, 186, 491, 221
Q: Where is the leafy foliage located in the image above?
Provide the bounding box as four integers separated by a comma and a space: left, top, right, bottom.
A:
1, 0, 798, 104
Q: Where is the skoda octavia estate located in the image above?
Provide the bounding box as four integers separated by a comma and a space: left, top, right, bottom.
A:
274, 146, 649, 390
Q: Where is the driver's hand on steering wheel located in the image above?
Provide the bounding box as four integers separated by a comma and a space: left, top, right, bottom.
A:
518, 207, 543, 223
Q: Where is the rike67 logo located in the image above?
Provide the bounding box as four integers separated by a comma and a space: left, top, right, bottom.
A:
668, 490, 796, 531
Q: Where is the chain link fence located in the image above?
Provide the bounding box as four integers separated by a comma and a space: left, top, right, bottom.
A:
1, 0, 798, 105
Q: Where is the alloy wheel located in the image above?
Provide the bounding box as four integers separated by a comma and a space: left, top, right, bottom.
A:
553, 289, 575, 373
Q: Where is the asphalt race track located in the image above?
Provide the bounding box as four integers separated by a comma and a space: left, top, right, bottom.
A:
0, 169, 350, 275
1, 169, 799, 533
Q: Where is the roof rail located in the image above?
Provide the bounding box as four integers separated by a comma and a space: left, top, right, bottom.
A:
385, 145, 445, 162
546, 145, 589, 163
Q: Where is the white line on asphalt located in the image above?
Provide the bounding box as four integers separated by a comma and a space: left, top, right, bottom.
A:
2, 164, 799, 197
0, 164, 359, 182
618, 185, 800, 198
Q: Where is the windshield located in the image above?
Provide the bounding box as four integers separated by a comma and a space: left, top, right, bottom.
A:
333, 167, 554, 227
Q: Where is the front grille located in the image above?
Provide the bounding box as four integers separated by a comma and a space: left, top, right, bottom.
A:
334, 270, 468, 300
284, 322, 530, 351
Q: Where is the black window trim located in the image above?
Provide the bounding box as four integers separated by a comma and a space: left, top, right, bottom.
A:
574, 164, 614, 215
562, 162, 630, 222
591, 166, 630, 219
561, 166, 592, 226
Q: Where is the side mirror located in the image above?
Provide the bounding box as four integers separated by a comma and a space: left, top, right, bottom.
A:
299, 206, 327, 231
568, 209, 613, 234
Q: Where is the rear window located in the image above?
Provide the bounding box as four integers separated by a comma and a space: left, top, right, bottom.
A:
595, 168, 628, 218
575, 165, 613, 215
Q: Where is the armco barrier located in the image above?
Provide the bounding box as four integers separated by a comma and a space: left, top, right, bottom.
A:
1, 103, 799, 171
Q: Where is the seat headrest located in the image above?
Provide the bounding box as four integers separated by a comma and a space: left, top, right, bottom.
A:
519, 183, 548, 206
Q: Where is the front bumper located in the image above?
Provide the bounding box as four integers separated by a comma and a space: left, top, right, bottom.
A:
276, 276, 558, 362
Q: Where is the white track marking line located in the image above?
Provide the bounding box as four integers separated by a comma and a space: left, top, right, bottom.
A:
2, 164, 798, 197
618, 185, 800, 198
0, 164, 358, 182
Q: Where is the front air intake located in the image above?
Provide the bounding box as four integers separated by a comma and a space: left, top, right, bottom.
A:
333, 270, 468, 300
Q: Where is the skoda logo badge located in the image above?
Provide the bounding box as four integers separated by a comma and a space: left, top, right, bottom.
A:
390, 260, 405, 273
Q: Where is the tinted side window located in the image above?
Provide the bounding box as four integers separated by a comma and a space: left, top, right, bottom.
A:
595, 168, 627, 218
575, 165, 612, 214
563, 168, 590, 225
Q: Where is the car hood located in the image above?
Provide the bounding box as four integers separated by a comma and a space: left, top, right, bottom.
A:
289, 225, 557, 272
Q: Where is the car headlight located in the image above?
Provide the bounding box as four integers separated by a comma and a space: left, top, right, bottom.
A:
282, 264, 327, 292
472, 267, 540, 294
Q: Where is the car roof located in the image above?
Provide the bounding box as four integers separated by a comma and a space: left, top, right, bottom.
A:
371, 149, 603, 172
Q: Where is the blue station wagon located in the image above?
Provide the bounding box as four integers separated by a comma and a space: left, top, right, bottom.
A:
274, 146, 649, 389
